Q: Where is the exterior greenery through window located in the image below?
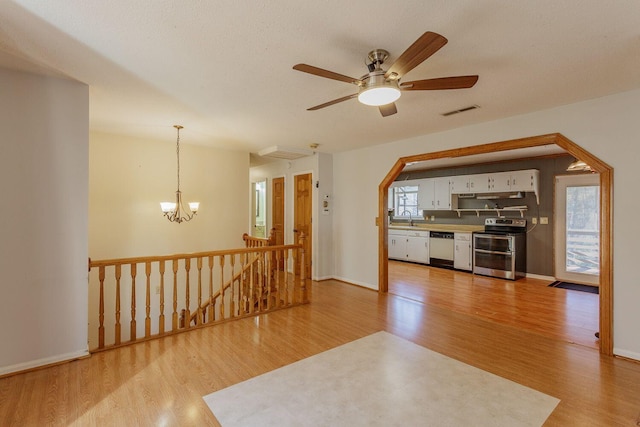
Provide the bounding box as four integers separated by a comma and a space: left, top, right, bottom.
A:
391, 185, 420, 218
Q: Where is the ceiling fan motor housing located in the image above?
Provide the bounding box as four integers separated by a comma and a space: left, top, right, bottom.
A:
367, 49, 390, 71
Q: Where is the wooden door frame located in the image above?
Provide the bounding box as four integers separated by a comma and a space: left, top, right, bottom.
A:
377, 133, 614, 355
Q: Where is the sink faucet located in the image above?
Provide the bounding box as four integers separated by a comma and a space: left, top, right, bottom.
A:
401, 210, 414, 226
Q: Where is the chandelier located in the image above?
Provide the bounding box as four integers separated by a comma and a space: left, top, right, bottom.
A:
160, 125, 199, 223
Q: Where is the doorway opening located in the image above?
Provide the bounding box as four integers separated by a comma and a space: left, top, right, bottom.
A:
252, 180, 267, 238
378, 133, 613, 355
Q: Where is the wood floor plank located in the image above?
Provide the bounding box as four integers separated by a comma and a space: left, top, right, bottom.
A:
0, 279, 637, 426
388, 260, 600, 348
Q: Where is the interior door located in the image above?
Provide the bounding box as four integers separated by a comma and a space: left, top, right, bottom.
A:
554, 174, 600, 285
272, 177, 285, 269
294, 173, 312, 278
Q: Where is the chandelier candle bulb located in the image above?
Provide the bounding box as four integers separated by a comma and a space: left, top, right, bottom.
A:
160, 202, 176, 213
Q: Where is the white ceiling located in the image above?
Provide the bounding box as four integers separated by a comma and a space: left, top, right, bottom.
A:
1, 1, 639, 156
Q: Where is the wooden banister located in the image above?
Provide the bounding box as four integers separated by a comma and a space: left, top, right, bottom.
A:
88, 234, 309, 352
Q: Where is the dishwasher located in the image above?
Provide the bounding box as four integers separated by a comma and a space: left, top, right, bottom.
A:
429, 231, 455, 269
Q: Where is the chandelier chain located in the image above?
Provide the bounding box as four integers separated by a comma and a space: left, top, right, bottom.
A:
160, 124, 198, 224
175, 125, 181, 192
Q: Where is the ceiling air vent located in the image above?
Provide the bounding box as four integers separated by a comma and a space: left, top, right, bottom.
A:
257, 145, 313, 160
441, 104, 480, 117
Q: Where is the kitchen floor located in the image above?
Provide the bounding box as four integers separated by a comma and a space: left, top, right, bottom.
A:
388, 260, 600, 349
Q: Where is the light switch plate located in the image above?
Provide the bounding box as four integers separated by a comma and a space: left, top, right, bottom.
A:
540, 217, 549, 225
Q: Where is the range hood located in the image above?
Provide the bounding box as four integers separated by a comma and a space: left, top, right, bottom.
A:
476, 191, 525, 200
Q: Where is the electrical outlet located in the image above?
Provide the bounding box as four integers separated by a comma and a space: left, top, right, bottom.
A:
430, 215, 435, 221
155, 285, 161, 295
540, 217, 549, 225
532, 217, 537, 225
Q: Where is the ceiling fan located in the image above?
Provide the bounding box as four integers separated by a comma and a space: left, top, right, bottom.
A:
293, 31, 478, 117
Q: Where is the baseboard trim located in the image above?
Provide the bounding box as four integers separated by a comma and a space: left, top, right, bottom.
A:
330, 276, 377, 291
613, 348, 640, 363
0, 349, 89, 378
525, 273, 555, 282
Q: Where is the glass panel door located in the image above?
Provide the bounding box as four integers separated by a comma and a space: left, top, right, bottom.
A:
554, 174, 600, 285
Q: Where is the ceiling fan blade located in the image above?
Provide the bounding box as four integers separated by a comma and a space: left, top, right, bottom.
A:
379, 103, 397, 117
293, 64, 362, 85
400, 75, 479, 91
385, 32, 448, 79
307, 93, 358, 111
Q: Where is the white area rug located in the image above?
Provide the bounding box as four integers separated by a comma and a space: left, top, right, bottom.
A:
203, 331, 559, 426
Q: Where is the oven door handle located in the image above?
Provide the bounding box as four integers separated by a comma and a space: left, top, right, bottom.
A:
474, 235, 511, 241
474, 248, 512, 255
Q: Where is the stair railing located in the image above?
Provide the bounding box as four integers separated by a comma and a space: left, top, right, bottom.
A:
88, 232, 308, 352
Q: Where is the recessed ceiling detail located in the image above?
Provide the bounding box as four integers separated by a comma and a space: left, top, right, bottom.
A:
257, 146, 314, 160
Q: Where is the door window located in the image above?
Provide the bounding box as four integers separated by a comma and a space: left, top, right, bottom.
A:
554, 174, 600, 285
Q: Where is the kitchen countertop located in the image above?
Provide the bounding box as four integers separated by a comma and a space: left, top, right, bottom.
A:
388, 224, 484, 233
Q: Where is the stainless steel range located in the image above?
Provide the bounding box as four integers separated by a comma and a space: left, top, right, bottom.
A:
473, 218, 527, 280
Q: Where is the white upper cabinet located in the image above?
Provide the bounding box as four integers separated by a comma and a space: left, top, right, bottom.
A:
419, 177, 455, 210
402, 169, 539, 211
509, 169, 539, 192
418, 179, 435, 210
468, 174, 490, 193
488, 171, 512, 192
434, 177, 453, 210
450, 175, 470, 194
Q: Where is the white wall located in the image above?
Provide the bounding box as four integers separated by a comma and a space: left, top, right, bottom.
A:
89, 132, 250, 258
250, 152, 333, 280
0, 69, 89, 375
332, 88, 640, 360
87, 133, 250, 348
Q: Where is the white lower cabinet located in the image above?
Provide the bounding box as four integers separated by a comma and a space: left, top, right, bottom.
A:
454, 232, 472, 271
406, 233, 430, 263
389, 230, 408, 260
388, 230, 430, 263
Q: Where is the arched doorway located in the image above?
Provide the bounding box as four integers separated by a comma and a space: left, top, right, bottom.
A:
377, 133, 613, 355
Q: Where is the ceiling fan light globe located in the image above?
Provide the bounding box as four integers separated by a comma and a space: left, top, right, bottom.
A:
358, 86, 401, 106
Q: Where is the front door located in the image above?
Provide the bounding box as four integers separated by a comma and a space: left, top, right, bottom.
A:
294, 173, 312, 278
554, 174, 600, 285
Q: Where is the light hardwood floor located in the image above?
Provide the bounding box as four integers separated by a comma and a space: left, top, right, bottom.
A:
388, 260, 600, 349
1, 279, 638, 426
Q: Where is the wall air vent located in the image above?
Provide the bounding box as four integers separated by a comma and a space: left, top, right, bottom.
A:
441, 104, 480, 117
257, 145, 313, 160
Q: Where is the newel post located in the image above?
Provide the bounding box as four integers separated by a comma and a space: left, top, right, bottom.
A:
298, 232, 308, 303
